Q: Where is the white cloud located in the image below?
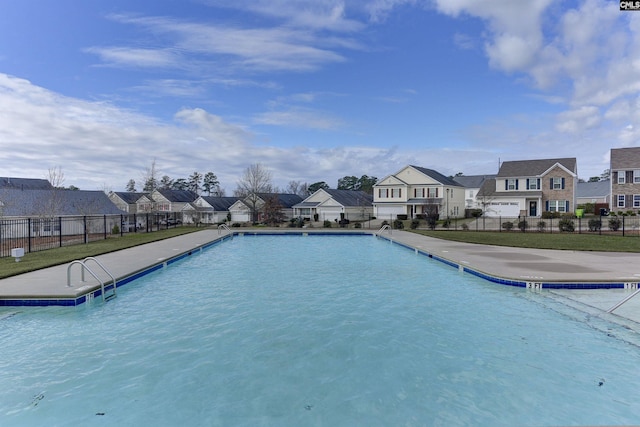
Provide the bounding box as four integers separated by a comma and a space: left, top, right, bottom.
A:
253, 107, 344, 130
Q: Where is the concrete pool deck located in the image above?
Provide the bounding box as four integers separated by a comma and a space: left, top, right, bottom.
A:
1, 228, 640, 327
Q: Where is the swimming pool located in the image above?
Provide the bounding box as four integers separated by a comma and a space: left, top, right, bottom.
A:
1, 234, 640, 426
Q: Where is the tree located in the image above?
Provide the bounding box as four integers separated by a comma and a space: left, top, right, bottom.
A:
285, 180, 308, 196
308, 181, 329, 194
142, 159, 159, 192
357, 175, 378, 194
172, 178, 188, 191
262, 194, 285, 225
588, 176, 601, 182
125, 179, 136, 192
188, 171, 203, 194
203, 172, 219, 196
337, 176, 359, 190
236, 163, 273, 223
159, 175, 173, 190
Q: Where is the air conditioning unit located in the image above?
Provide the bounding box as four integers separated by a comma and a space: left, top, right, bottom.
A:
11, 247, 24, 262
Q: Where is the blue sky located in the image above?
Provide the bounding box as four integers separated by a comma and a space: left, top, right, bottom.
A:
1, 0, 638, 192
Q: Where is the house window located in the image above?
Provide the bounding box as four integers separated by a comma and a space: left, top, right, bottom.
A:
618, 194, 626, 208
634, 170, 640, 183
427, 188, 438, 198
548, 200, 567, 212
391, 188, 401, 198
634, 195, 640, 208
468, 190, 474, 198
526, 178, 540, 190
507, 179, 517, 190
551, 177, 564, 190
618, 172, 626, 184
414, 188, 425, 198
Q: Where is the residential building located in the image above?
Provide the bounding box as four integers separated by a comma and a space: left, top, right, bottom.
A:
452, 175, 496, 210
293, 188, 373, 222
476, 157, 578, 217
576, 180, 610, 206
108, 191, 147, 214
148, 189, 198, 214
0, 177, 53, 190
372, 165, 465, 220
610, 147, 640, 212
191, 196, 239, 224
229, 193, 303, 223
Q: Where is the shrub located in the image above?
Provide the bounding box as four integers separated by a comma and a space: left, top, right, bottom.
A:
111, 224, 120, 235
542, 211, 561, 219
354, 222, 362, 229
461, 223, 469, 231
313, 213, 319, 222
609, 217, 622, 231
558, 218, 575, 232
410, 219, 420, 229
536, 220, 546, 232
426, 216, 437, 230
231, 223, 242, 227
393, 219, 404, 229
588, 219, 601, 232
442, 218, 451, 229
502, 221, 514, 231
517, 220, 527, 232
470, 209, 483, 218
323, 220, 332, 228
397, 214, 408, 220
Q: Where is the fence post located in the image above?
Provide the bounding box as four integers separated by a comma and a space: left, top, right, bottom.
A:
104, 215, 107, 240
120, 214, 124, 237
83, 216, 88, 244
623, 215, 626, 237
28, 218, 32, 253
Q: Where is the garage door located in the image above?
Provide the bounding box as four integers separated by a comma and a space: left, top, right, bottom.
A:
319, 209, 342, 222
375, 205, 405, 218
485, 202, 520, 217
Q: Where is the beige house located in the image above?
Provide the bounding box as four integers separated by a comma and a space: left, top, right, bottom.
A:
293, 188, 373, 222
373, 165, 465, 220
477, 158, 578, 217
610, 147, 640, 212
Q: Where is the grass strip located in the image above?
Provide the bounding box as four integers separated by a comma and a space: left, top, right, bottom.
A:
0, 227, 203, 279
409, 230, 640, 252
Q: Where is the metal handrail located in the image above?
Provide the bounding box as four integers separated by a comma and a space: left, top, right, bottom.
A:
607, 288, 640, 313
67, 258, 116, 302
377, 224, 392, 235
218, 223, 232, 235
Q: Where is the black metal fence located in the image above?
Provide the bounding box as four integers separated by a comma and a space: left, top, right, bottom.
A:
0, 213, 184, 258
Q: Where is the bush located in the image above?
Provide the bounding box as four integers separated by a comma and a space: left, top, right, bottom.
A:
536, 220, 546, 232
231, 223, 243, 227
354, 222, 362, 229
609, 217, 622, 231
323, 220, 332, 228
393, 219, 404, 229
470, 209, 483, 218
558, 218, 575, 232
461, 223, 469, 231
442, 218, 452, 229
111, 224, 120, 235
410, 219, 420, 229
502, 221, 514, 231
542, 211, 561, 219
517, 220, 527, 232
397, 214, 408, 220
426, 216, 437, 230
588, 219, 601, 232
313, 213, 319, 222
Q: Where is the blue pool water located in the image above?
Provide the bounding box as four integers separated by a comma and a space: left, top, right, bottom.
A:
1, 234, 640, 426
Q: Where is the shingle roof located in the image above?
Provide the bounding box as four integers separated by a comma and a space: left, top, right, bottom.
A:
0, 189, 125, 216
156, 189, 198, 203
410, 166, 464, 187
577, 180, 610, 198
112, 191, 147, 204
0, 177, 53, 190
611, 147, 640, 169
324, 189, 373, 206
497, 158, 577, 177
257, 193, 303, 208
453, 175, 496, 188
200, 196, 239, 210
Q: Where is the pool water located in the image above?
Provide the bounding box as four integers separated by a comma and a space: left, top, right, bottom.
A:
1, 234, 640, 426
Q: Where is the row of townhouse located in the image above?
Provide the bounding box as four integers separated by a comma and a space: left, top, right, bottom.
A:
370, 148, 635, 219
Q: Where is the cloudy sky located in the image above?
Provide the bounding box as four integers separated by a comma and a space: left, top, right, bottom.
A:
1, 0, 639, 192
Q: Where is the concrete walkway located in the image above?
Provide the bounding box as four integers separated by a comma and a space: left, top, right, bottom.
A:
1, 228, 640, 328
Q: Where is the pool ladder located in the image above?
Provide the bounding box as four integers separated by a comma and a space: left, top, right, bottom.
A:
377, 224, 392, 235
67, 257, 117, 302
218, 223, 232, 237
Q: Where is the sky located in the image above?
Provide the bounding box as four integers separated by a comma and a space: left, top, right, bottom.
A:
1, 0, 639, 193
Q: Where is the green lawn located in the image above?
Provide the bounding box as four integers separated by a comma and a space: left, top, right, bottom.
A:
409, 229, 640, 252
0, 227, 203, 279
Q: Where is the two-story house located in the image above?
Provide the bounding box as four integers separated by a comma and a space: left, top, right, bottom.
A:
372, 165, 465, 220
453, 175, 496, 210
476, 158, 578, 217
610, 147, 640, 212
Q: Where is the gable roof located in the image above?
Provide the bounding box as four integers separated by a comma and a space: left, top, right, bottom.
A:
410, 166, 464, 187
323, 189, 372, 206
257, 193, 303, 208
497, 158, 577, 177
199, 196, 239, 211
611, 147, 640, 169
577, 180, 610, 198
0, 177, 53, 190
111, 191, 147, 204
453, 175, 496, 188
0, 189, 125, 216
155, 189, 198, 203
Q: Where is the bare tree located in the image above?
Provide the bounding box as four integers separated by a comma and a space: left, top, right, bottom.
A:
142, 159, 160, 192
236, 163, 273, 223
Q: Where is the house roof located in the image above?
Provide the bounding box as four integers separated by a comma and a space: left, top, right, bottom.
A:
257, 193, 303, 208
476, 179, 545, 198
410, 166, 464, 187
199, 196, 239, 210
453, 175, 496, 188
577, 180, 610, 198
112, 191, 147, 204
0, 189, 125, 216
0, 177, 53, 190
155, 189, 198, 203
611, 147, 640, 169
497, 158, 577, 177
323, 189, 372, 206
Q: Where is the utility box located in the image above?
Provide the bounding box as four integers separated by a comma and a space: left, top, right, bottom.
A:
11, 247, 25, 262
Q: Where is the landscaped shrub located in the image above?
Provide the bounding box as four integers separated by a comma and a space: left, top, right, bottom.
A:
558, 218, 575, 232
588, 219, 601, 232
426, 216, 437, 230
393, 219, 404, 229
112, 224, 120, 235
354, 222, 362, 229
537, 220, 546, 232
397, 214, 408, 221
323, 220, 332, 228
461, 223, 469, 231
517, 220, 527, 232
502, 221, 514, 231
442, 218, 451, 229
231, 223, 242, 227
410, 219, 420, 229
609, 217, 622, 231
470, 209, 483, 219
541, 211, 561, 219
